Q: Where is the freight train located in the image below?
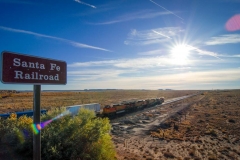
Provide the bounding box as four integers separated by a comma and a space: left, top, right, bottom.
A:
0, 97, 164, 119
102, 97, 164, 116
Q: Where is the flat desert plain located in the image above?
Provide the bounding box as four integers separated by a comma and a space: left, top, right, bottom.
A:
1, 90, 239, 160
0, 90, 197, 113
112, 90, 240, 160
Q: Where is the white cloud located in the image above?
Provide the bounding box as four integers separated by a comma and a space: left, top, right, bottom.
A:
91, 10, 170, 25
74, 0, 96, 8
205, 34, 240, 45
187, 45, 221, 59
137, 45, 221, 59
0, 26, 111, 52
68, 68, 240, 89
68, 56, 179, 69
138, 49, 165, 55
124, 27, 184, 45
219, 54, 240, 58
67, 53, 240, 89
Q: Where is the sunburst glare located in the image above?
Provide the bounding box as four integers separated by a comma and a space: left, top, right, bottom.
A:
170, 44, 191, 65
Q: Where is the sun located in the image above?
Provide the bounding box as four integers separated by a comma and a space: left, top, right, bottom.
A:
170, 44, 191, 65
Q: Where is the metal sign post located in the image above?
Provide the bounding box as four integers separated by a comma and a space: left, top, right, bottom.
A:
33, 85, 41, 160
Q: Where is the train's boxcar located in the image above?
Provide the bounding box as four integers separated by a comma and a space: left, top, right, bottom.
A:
84, 103, 101, 115
66, 103, 101, 116
0, 113, 10, 119
0, 109, 47, 119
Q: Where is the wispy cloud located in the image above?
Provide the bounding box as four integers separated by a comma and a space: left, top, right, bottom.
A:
152, 30, 172, 39
74, 0, 96, 8
76, 3, 115, 16
149, 0, 184, 21
68, 53, 228, 70
124, 27, 184, 45
90, 10, 171, 25
0, 26, 111, 52
138, 49, 165, 55
68, 57, 167, 69
218, 54, 240, 58
187, 45, 221, 59
67, 53, 239, 89
68, 68, 240, 89
205, 34, 240, 45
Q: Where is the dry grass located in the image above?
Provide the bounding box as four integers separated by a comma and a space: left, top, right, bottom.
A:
0, 90, 197, 113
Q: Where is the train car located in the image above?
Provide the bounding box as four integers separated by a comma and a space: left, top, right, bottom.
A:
103, 103, 128, 116
66, 103, 101, 116
0, 113, 11, 119
0, 109, 47, 119
135, 100, 145, 109
123, 101, 136, 110
102, 105, 116, 116
84, 103, 101, 115
147, 99, 156, 107
157, 97, 164, 104
113, 104, 127, 114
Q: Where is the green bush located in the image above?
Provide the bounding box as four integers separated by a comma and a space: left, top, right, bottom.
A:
0, 109, 116, 160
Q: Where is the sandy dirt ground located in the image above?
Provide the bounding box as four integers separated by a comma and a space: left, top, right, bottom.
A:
111, 90, 240, 160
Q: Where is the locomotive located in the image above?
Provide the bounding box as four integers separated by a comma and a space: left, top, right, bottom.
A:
102, 97, 164, 116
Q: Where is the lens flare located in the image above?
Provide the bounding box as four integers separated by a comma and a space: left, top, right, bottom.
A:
31, 110, 71, 134
31, 123, 39, 134
226, 14, 240, 31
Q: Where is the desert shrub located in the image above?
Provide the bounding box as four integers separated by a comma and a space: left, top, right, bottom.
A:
163, 152, 175, 158
228, 119, 235, 123
210, 129, 217, 136
186, 126, 191, 132
0, 109, 116, 160
189, 149, 196, 157
0, 113, 33, 158
208, 154, 217, 160
174, 124, 179, 131
206, 129, 217, 137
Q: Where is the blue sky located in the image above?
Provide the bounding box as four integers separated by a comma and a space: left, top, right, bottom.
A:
0, 0, 240, 90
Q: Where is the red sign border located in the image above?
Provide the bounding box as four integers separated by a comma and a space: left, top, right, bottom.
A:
0, 51, 67, 85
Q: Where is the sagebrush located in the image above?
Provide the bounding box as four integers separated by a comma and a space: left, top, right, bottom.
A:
0, 108, 116, 160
